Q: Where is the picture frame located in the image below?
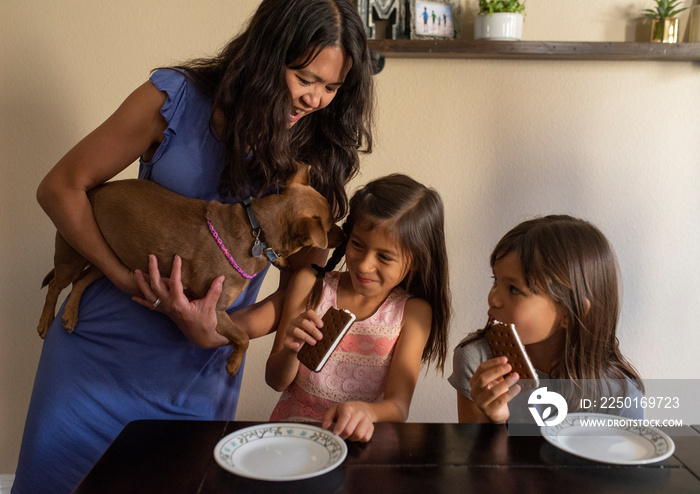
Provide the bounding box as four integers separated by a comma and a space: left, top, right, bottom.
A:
408, 0, 461, 40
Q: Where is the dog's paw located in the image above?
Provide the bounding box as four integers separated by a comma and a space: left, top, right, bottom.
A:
37, 311, 55, 339
37, 323, 49, 339
61, 313, 78, 332
225, 354, 243, 376
61, 297, 81, 332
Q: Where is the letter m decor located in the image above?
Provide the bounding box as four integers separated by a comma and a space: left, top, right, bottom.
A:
358, 0, 407, 39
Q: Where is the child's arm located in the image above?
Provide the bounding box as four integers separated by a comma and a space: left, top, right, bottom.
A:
461, 357, 520, 423
321, 297, 432, 442
457, 392, 492, 423
228, 289, 286, 339
229, 247, 328, 338
265, 268, 319, 391
230, 246, 329, 340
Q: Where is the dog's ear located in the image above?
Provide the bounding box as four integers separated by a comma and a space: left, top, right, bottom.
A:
326, 224, 345, 249
294, 217, 330, 249
291, 163, 312, 186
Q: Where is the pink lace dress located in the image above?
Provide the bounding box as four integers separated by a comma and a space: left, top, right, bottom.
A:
270, 271, 410, 422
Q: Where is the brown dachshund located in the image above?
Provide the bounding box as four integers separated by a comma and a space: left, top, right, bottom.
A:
38, 166, 343, 375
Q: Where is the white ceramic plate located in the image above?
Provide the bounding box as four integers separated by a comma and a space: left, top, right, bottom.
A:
541, 413, 675, 465
214, 423, 347, 481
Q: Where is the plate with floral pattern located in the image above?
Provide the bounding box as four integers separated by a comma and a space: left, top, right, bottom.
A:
214, 423, 347, 481
541, 413, 675, 465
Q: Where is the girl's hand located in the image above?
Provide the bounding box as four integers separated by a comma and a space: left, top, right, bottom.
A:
264, 267, 320, 391
322, 401, 375, 442
469, 356, 521, 424
132, 254, 229, 348
281, 309, 324, 354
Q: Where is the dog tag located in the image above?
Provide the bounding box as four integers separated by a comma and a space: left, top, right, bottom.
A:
252, 239, 263, 258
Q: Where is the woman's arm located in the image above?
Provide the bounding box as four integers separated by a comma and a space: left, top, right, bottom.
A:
46, 80, 258, 348
37, 81, 167, 296
265, 268, 319, 390
322, 297, 432, 441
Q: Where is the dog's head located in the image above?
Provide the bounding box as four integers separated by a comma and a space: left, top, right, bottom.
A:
257, 165, 345, 270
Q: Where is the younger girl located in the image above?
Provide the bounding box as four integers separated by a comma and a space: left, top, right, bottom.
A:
266, 174, 451, 441
449, 215, 643, 424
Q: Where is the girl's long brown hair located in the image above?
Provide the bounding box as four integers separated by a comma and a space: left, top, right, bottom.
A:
165, 0, 374, 219
311, 174, 452, 373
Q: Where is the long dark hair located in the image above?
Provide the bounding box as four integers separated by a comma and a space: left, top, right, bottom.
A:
313, 174, 452, 373
167, 0, 374, 219
470, 215, 643, 404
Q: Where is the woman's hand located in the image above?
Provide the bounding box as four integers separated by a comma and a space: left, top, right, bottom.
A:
132, 254, 229, 348
281, 309, 324, 354
322, 401, 375, 442
469, 356, 521, 424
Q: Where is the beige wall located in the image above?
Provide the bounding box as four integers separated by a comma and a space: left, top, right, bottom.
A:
2, 0, 699, 474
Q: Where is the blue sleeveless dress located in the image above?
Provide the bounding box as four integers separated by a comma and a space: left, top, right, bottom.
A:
12, 70, 269, 493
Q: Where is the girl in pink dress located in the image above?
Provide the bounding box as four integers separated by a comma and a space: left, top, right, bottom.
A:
266, 174, 452, 441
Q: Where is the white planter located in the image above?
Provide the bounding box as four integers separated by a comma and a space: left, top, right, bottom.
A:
474, 13, 523, 41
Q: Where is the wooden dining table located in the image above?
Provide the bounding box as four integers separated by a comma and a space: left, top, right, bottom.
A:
74, 420, 700, 493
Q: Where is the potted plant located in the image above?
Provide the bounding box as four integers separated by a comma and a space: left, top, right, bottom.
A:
643, 0, 688, 42
474, 0, 526, 41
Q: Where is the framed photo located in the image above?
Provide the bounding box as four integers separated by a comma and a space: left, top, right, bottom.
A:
409, 0, 461, 40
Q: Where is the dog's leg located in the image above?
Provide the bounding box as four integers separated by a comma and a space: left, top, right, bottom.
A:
215, 312, 250, 376
61, 266, 105, 332
38, 271, 66, 338
38, 235, 91, 338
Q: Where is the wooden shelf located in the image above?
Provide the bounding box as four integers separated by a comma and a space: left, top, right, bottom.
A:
368, 40, 700, 62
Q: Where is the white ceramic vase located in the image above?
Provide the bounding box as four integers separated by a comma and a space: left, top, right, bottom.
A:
474, 13, 523, 41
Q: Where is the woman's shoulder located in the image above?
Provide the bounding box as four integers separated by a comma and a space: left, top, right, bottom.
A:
146, 68, 210, 131
149, 68, 188, 94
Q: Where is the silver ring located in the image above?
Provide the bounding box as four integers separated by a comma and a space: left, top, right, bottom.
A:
151, 298, 161, 309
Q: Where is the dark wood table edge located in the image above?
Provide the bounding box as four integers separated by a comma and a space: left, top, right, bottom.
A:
75, 420, 700, 492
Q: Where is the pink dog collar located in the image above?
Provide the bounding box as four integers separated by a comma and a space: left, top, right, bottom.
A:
207, 219, 257, 280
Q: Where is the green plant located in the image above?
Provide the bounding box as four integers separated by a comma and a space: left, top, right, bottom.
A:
643, 0, 687, 20
478, 0, 526, 16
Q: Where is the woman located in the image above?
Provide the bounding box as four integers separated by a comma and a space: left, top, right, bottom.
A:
13, 1, 374, 492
